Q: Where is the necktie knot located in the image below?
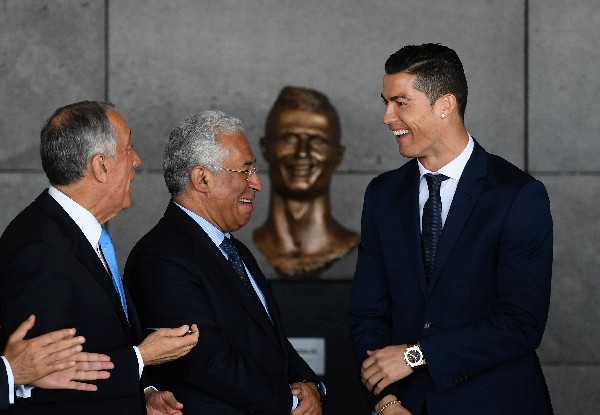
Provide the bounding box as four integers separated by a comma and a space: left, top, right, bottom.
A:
219, 236, 236, 257
220, 237, 249, 284
99, 227, 113, 245
425, 173, 449, 191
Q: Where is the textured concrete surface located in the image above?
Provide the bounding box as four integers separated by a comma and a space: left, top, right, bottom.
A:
0, 1, 598, 413
109, 0, 525, 171
529, 0, 600, 172
537, 175, 600, 362
0, 173, 50, 233
543, 365, 600, 415
0, 0, 105, 169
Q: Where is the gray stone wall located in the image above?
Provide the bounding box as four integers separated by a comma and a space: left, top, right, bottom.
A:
1, 1, 598, 413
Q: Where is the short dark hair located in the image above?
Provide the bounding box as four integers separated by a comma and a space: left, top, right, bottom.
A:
265, 86, 341, 143
385, 43, 468, 120
40, 101, 116, 186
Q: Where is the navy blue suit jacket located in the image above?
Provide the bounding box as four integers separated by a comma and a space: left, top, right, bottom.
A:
348, 141, 553, 414
125, 202, 318, 415
0, 190, 146, 415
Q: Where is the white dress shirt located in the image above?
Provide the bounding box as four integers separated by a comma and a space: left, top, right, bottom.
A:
48, 187, 145, 378
418, 135, 474, 230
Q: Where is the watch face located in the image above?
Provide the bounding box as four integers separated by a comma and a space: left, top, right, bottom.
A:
406, 349, 422, 364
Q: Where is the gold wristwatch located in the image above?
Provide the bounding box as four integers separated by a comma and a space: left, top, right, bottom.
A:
403, 343, 426, 368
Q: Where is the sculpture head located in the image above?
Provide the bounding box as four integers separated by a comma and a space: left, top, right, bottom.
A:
261, 86, 344, 200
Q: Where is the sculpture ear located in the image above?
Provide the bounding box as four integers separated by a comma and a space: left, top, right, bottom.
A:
260, 137, 270, 161
334, 144, 345, 168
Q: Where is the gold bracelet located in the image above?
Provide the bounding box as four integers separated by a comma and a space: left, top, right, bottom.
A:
378, 399, 401, 415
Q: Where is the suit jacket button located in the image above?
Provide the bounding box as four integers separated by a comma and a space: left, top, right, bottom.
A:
423, 321, 432, 329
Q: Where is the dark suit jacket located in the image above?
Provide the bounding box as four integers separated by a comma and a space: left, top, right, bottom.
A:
124, 202, 318, 415
348, 141, 553, 415
0, 190, 146, 415
0, 359, 9, 410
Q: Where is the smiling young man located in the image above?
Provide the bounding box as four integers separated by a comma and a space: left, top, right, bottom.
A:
125, 110, 325, 415
348, 44, 553, 415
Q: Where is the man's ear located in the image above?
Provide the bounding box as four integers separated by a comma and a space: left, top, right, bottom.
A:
190, 166, 209, 193
90, 154, 109, 183
437, 93, 457, 118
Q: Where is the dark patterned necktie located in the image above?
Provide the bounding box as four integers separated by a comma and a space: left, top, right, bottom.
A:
422, 173, 449, 281
220, 236, 254, 291
220, 236, 272, 322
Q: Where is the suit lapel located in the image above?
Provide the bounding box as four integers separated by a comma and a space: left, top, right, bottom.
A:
389, 161, 428, 294
428, 141, 487, 292
164, 203, 281, 348
205, 238, 281, 347
39, 192, 135, 337
233, 237, 285, 336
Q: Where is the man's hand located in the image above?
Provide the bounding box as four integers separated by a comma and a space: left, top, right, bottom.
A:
375, 395, 413, 415
32, 354, 113, 391
145, 388, 183, 415
3, 314, 112, 388
361, 345, 413, 395
291, 381, 322, 415
138, 324, 198, 366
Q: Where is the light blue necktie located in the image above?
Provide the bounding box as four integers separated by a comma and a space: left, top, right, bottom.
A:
99, 227, 129, 322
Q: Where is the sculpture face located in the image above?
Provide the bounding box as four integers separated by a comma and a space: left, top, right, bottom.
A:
264, 108, 343, 199
254, 89, 358, 279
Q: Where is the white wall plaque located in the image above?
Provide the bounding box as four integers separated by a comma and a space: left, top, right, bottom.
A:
288, 337, 326, 376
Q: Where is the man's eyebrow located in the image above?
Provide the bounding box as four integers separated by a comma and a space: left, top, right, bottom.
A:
243, 159, 257, 167
382, 93, 413, 102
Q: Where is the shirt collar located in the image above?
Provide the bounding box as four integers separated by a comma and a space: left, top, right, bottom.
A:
418, 134, 474, 180
174, 202, 229, 247
47, 186, 102, 249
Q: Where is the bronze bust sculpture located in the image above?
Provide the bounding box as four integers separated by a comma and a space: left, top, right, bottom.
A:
253, 86, 359, 278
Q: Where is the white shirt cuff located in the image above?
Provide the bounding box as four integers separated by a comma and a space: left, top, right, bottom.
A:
16, 384, 33, 399
0, 357, 15, 404
133, 346, 144, 379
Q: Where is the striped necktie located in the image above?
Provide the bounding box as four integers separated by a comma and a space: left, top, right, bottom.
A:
422, 173, 449, 282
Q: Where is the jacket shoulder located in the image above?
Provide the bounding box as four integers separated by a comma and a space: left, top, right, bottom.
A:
367, 159, 417, 193
485, 152, 541, 190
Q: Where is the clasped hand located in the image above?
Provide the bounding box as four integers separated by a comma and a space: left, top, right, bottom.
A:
361, 345, 413, 395
290, 381, 321, 415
